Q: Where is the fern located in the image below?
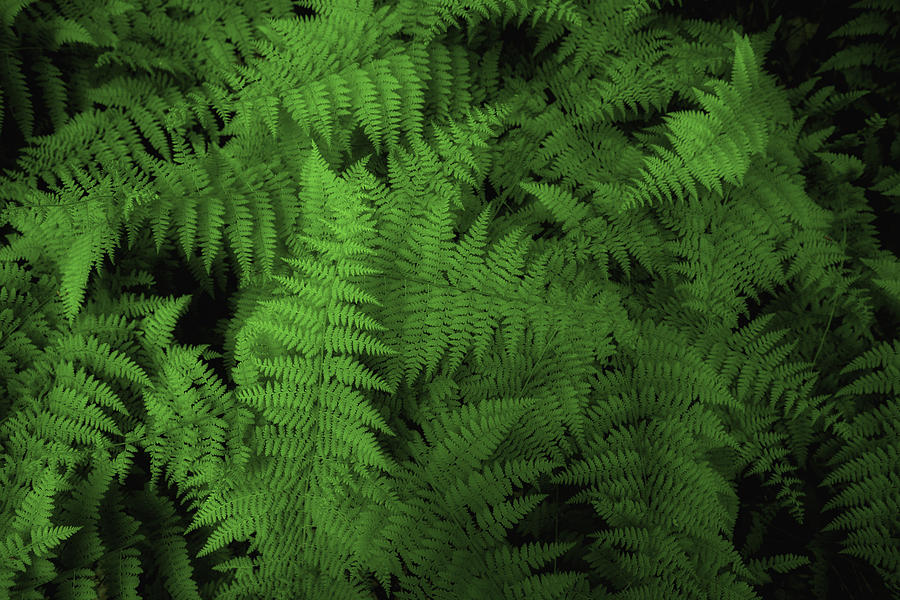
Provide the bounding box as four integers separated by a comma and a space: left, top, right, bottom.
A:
385, 396, 576, 599
193, 146, 399, 597
0, 0, 897, 598
625, 33, 781, 210
818, 341, 900, 595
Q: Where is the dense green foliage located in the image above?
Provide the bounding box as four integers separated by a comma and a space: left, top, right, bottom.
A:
0, 0, 897, 598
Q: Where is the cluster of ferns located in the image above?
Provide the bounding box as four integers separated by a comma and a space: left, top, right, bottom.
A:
0, 0, 897, 598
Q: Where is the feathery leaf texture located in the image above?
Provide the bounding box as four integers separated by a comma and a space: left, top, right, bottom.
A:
0, 0, 897, 598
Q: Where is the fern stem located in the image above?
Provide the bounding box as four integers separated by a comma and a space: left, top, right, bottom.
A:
810, 217, 848, 367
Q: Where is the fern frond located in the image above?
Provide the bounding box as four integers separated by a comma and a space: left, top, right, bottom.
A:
386, 396, 570, 598
623, 33, 778, 211
819, 343, 900, 593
